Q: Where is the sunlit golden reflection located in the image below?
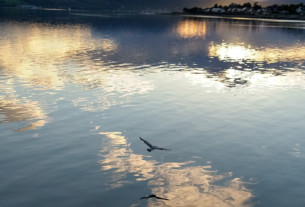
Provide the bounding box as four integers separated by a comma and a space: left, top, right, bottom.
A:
209, 43, 256, 61
0, 22, 118, 90
176, 19, 207, 39
181, 67, 305, 91
209, 42, 305, 63
0, 22, 134, 130
0, 97, 48, 132
101, 39, 118, 52
99, 131, 253, 206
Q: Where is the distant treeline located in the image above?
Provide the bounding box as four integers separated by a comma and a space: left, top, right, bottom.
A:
183, 2, 305, 15
182, 3, 258, 14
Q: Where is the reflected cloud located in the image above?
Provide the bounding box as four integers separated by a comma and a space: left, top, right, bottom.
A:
176, 19, 207, 39
0, 97, 48, 132
0, 22, 118, 90
72, 70, 154, 112
0, 21, 152, 115
0, 21, 139, 130
99, 132, 156, 188
181, 67, 305, 91
209, 42, 305, 63
99, 131, 253, 206
2, 19, 305, 134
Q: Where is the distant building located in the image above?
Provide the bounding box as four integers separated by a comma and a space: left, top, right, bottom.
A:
241, 7, 253, 14
260, 8, 270, 15
18, 5, 38, 9
183, 3, 304, 16
211, 8, 225, 13
295, 6, 305, 14
279, 10, 289, 14
232, 8, 242, 13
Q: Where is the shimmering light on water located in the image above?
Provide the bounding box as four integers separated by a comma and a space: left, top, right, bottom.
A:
176, 19, 207, 39
1, 9, 305, 207
209, 42, 305, 63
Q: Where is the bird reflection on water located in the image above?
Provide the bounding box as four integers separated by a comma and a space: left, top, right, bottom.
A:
140, 194, 169, 200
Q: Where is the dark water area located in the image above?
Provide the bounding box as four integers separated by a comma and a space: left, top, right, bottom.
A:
1, 8, 305, 207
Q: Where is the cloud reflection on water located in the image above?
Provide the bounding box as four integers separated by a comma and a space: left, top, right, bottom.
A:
0, 97, 47, 132
0, 21, 124, 130
71, 70, 154, 111
209, 42, 305, 63
181, 67, 305, 91
0, 22, 118, 90
1, 17, 305, 132
99, 131, 252, 207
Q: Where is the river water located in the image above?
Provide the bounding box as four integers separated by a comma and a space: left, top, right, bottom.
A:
1, 8, 305, 207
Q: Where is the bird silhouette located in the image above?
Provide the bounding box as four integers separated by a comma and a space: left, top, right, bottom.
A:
139, 137, 171, 152
139, 194, 169, 200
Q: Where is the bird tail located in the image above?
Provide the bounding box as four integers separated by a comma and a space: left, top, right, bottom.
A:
147, 149, 152, 152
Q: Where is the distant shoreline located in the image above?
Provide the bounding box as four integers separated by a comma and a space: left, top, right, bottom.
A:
1, 6, 305, 22
168, 12, 305, 22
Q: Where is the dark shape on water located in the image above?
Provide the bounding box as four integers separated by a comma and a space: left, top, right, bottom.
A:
140, 194, 169, 200
139, 136, 171, 152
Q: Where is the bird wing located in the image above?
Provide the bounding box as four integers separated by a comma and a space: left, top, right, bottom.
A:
155, 146, 171, 151
139, 137, 153, 148
155, 196, 169, 200
140, 194, 154, 200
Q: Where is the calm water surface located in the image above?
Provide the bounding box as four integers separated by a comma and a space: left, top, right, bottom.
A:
1, 8, 305, 207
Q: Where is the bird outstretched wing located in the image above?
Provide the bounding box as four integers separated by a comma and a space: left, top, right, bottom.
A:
155, 196, 169, 200
139, 136, 153, 148
155, 146, 171, 151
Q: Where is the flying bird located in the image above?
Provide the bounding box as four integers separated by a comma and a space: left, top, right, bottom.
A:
139, 194, 169, 200
139, 136, 171, 152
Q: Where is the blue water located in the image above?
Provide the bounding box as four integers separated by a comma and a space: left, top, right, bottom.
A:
1, 8, 305, 207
